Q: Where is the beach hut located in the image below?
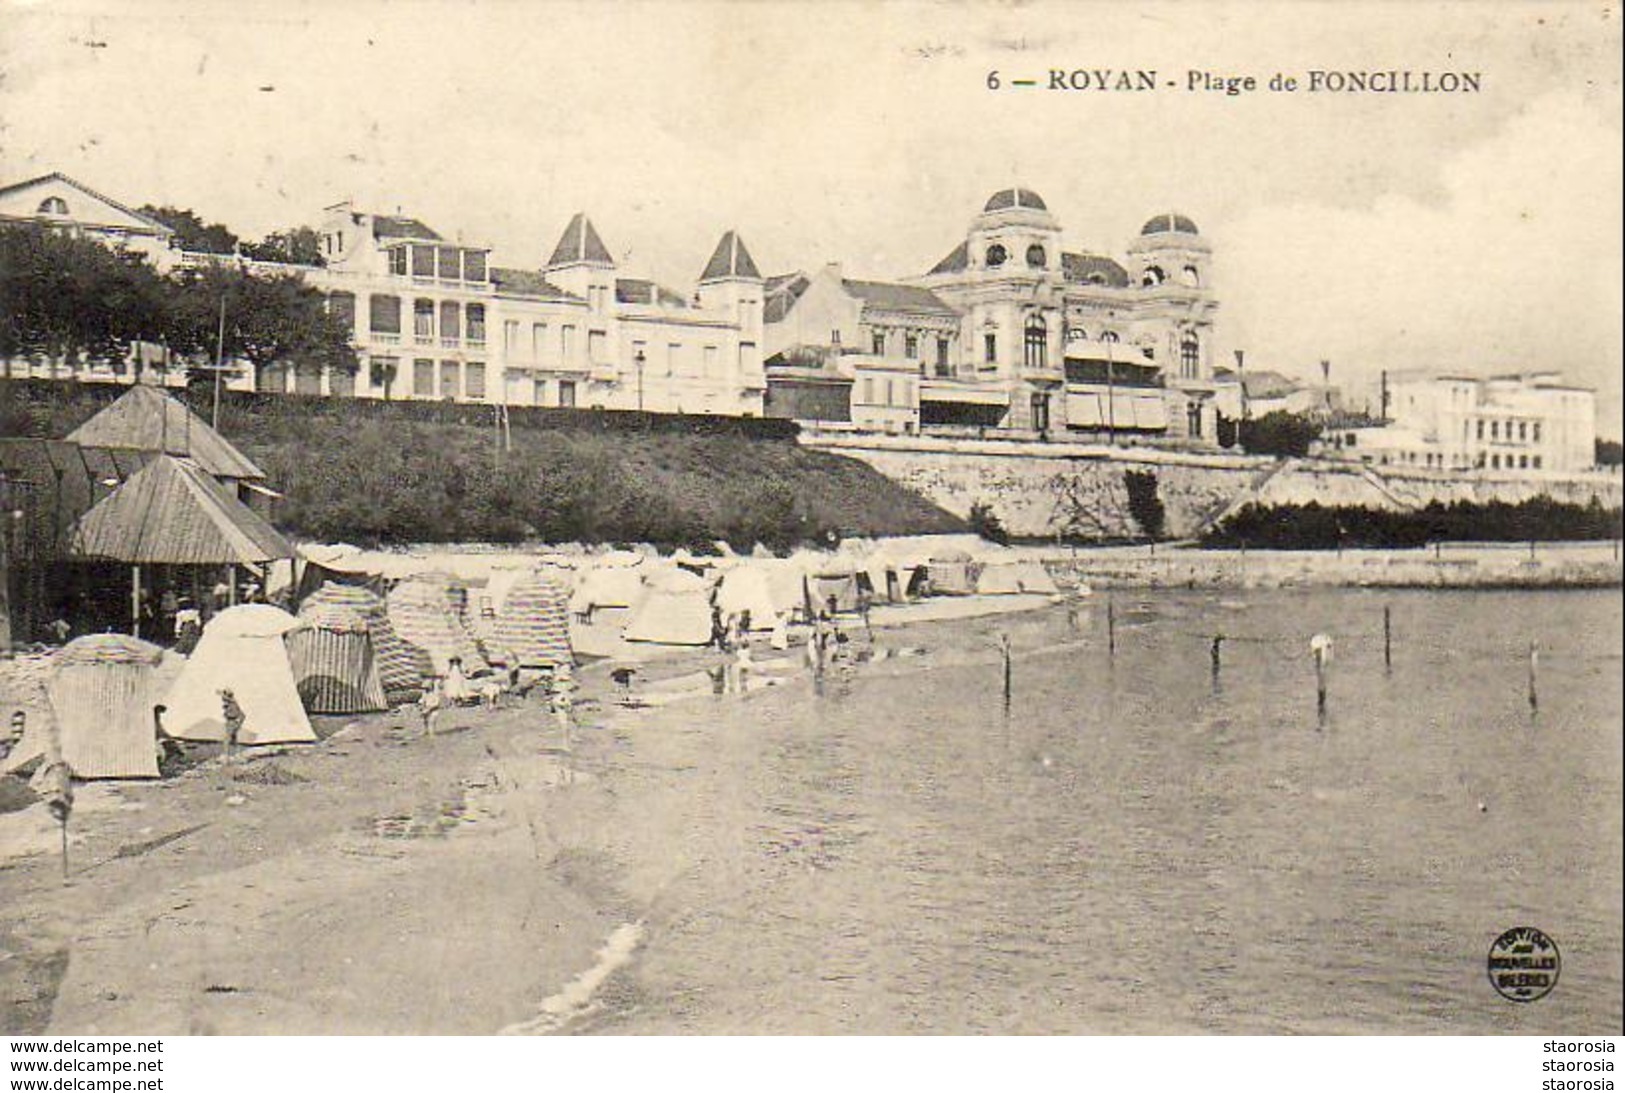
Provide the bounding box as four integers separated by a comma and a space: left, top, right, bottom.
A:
925, 549, 978, 596
715, 563, 782, 629
161, 604, 315, 744
491, 572, 573, 668
8, 635, 170, 779
623, 569, 714, 646
300, 583, 424, 704
806, 562, 863, 614
387, 579, 489, 678
286, 601, 388, 714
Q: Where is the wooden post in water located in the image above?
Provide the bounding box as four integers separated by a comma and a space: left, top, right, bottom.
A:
1210, 634, 1224, 681
1000, 633, 1013, 714
1310, 633, 1333, 719
1107, 597, 1116, 657
1383, 605, 1392, 671
1527, 642, 1539, 714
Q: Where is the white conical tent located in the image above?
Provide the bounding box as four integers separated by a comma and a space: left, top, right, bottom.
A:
623, 568, 714, 646
161, 605, 315, 744
714, 564, 782, 629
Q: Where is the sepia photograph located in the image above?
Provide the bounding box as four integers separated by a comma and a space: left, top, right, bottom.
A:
0, 0, 1620, 1052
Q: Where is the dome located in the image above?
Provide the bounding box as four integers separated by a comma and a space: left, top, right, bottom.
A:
984, 188, 1048, 213
1140, 212, 1200, 236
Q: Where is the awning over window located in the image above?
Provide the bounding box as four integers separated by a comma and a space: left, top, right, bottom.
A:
1066, 388, 1170, 430
919, 382, 1010, 407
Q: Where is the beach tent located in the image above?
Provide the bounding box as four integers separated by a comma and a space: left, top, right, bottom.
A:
387, 579, 489, 677
805, 562, 862, 614
491, 572, 573, 668
570, 564, 647, 619
925, 550, 978, 596
161, 604, 315, 744
974, 563, 1025, 595
623, 569, 714, 646
300, 582, 425, 704
8, 635, 170, 779
1009, 561, 1060, 594
286, 601, 388, 714
715, 563, 783, 629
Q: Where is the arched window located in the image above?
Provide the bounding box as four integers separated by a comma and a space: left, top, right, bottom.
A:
1180, 331, 1200, 378
985, 243, 1008, 268
1026, 243, 1047, 269
1023, 313, 1047, 370
37, 197, 68, 215
1181, 265, 1201, 287
1100, 331, 1120, 344
1141, 265, 1165, 287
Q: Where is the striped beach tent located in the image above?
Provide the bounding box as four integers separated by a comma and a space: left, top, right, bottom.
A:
12, 635, 169, 779
491, 572, 573, 668
286, 602, 388, 713
387, 579, 489, 677
300, 583, 424, 703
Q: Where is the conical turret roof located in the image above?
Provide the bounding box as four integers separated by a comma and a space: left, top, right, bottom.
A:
699, 230, 761, 282
547, 213, 615, 268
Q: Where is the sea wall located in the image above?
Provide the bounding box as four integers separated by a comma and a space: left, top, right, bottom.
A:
803, 432, 1624, 540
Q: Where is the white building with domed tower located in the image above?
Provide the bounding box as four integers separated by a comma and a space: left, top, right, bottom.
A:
762, 187, 1221, 442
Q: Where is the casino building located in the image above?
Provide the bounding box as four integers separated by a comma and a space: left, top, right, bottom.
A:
763, 188, 1221, 442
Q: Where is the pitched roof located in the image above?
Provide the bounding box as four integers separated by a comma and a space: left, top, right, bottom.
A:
548, 213, 615, 268
928, 240, 969, 275
371, 214, 443, 241
699, 231, 762, 282
763, 272, 810, 323
841, 279, 958, 318
615, 278, 688, 307
0, 171, 175, 236
490, 266, 583, 301
1061, 251, 1130, 288
71, 455, 294, 565
65, 385, 266, 481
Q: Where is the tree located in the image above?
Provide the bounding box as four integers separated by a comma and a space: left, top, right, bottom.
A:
137, 205, 239, 255
967, 500, 1010, 545
1596, 438, 1623, 467
240, 226, 326, 267
1123, 469, 1167, 541
1238, 410, 1323, 458
165, 264, 357, 388
0, 224, 169, 376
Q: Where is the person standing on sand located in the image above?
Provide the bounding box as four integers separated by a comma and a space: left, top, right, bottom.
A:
218, 689, 244, 762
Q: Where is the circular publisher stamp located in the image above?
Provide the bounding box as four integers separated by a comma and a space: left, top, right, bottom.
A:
1487, 926, 1560, 1003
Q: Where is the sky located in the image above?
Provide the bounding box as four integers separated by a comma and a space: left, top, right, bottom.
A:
2, 0, 1621, 433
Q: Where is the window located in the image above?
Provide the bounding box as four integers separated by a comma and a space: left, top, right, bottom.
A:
1491, 420, 1499, 439
667, 342, 683, 376
504, 320, 520, 352
561, 325, 576, 359
1519, 455, 1528, 469
1533, 422, 1541, 442
1186, 402, 1202, 437
1023, 314, 1047, 370
905, 333, 919, 358
439, 360, 460, 400
531, 323, 547, 359
1533, 455, 1542, 469
862, 378, 875, 404
412, 245, 436, 277
739, 342, 756, 372
369, 356, 399, 392
831, 329, 842, 347
559, 380, 577, 408
589, 330, 608, 364
703, 345, 719, 375
369, 295, 402, 334
533, 379, 548, 406
329, 368, 355, 398
413, 358, 435, 397
465, 362, 486, 399
464, 252, 486, 282
466, 304, 486, 344
1476, 419, 1484, 440
936, 337, 950, 376
37, 197, 68, 215
1491, 454, 1500, 469
985, 244, 1007, 268
440, 301, 460, 341
1180, 331, 1200, 378
1031, 392, 1050, 432
1182, 265, 1201, 287
872, 330, 886, 356
984, 332, 997, 364
1025, 244, 1047, 269
413, 299, 435, 339
1141, 266, 1165, 287
389, 248, 408, 276
328, 292, 356, 333
1101, 331, 1120, 344
1518, 422, 1527, 441
437, 247, 461, 280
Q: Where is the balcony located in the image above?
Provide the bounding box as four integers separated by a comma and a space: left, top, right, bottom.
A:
441, 336, 460, 349
370, 332, 402, 346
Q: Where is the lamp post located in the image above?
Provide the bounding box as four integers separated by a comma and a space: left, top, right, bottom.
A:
1234, 348, 1247, 448
634, 349, 646, 412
